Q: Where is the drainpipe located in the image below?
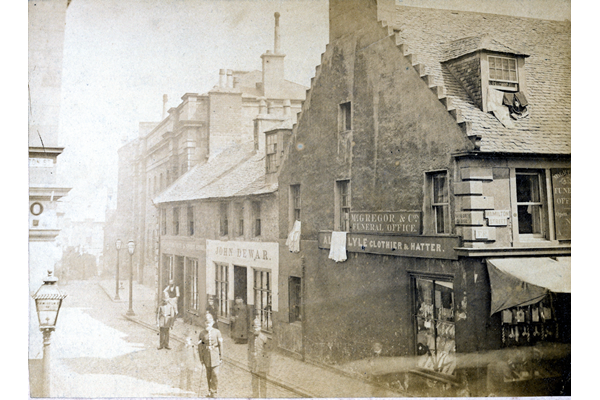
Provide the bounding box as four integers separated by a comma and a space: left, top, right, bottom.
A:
301, 255, 306, 361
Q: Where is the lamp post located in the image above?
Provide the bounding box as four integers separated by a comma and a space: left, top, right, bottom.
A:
115, 239, 122, 300
32, 270, 67, 397
126, 240, 136, 316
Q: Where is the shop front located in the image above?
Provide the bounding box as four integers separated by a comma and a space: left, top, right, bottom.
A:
206, 239, 279, 337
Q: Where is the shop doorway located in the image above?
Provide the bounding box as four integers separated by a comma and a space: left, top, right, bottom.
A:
234, 265, 247, 304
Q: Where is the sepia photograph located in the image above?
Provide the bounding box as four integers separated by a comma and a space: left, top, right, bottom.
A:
26, 0, 572, 398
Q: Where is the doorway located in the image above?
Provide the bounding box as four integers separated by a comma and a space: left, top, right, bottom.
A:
175, 256, 185, 314
234, 265, 247, 304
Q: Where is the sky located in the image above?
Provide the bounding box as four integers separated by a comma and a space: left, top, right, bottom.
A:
49, 0, 570, 221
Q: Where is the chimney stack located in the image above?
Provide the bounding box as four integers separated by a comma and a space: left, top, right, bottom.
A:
162, 94, 168, 119
274, 12, 281, 54
219, 69, 226, 88
267, 101, 275, 115
259, 98, 267, 114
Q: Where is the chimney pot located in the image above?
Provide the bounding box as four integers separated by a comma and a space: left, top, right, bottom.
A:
283, 99, 291, 116
259, 98, 267, 114
219, 69, 226, 88
227, 69, 234, 88
274, 12, 281, 54
267, 101, 275, 114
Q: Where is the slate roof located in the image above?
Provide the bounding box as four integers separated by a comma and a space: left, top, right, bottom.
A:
390, 6, 570, 154
234, 70, 308, 100
154, 142, 276, 204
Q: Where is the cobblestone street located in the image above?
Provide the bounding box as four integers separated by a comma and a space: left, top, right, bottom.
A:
29, 279, 296, 398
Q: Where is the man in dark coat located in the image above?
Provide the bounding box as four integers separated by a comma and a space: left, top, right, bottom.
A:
198, 312, 223, 397
163, 279, 180, 316
156, 292, 175, 350
248, 317, 272, 398
230, 297, 248, 344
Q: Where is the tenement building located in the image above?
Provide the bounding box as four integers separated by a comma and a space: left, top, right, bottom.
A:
114, 13, 306, 289
276, 1, 570, 396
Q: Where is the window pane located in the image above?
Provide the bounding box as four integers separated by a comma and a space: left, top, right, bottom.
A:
433, 175, 447, 204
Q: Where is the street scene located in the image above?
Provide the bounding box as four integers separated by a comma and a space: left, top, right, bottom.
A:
28, 0, 571, 398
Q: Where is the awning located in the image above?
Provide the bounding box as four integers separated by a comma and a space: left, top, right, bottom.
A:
486, 257, 570, 315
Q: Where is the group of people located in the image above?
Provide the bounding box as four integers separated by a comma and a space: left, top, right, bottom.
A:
156, 282, 271, 398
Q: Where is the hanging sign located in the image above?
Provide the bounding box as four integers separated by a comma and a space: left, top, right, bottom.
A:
318, 231, 459, 260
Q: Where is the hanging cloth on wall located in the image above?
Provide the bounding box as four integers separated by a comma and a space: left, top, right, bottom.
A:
285, 220, 302, 253
487, 87, 514, 128
328, 231, 347, 262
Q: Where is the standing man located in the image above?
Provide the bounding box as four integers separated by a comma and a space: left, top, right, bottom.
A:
198, 312, 223, 397
163, 279, 180, 316
248, 317, 271, 398
156, 292, 175, 350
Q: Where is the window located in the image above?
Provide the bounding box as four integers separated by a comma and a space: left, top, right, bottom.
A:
215, 263, 229, 318
254, 269, 273, 332
253, 201, 261, 237
430, 172, 450, 234
266, 133, 278, 173
516, 170, 546, 237
172, 207, 180, 235
219, 202, 229, 236
187, 206, 194, 236
290, 184, 301, 221
489, 56, 518, 89
161, 209, 167, 235
189, 258, 199, 311
289, 276, 302, 323
336, 180, 351, 231
235, 203, 244, 236
413, 277, 456, 376
340, 102, 352, 131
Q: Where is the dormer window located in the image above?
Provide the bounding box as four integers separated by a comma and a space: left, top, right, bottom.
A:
488, 55, 518, 90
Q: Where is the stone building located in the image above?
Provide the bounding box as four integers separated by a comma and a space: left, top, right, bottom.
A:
276, 1, 570, 396
114, 13, 307, 321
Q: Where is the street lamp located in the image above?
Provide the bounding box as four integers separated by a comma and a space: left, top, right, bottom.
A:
126, 240, 136, 316
115, 239, 122, 300
32, 270, 67, 397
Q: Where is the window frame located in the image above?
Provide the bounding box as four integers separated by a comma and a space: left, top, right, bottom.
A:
339, 102, 352, 132
254, 268, 273, 332
235, 202, 244, 237
488, 55, 519, 90
189, 258, 199, 312
290, 184, 301, 223
215, 262, 229, 319
173, 207, 180, 236
335, 179, 351, 231
288, 276, 302, 323
266, 132, 278, 173
425, 171, 451, 235
511, 168, 550, 242
219, 202, 229, 237
252, 201, 262, 237
187, 205, 194, 236
160, 208, 167, 235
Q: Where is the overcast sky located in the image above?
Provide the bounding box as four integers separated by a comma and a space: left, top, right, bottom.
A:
52, 0, 571, 221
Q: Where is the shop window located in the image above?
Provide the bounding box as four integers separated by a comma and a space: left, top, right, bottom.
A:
187, 206, 194, 236
336, 180, 351, 231
215, 263, 229, 318
254, 269, 273, 332
253, 201, 261, 237
290, 184, 301, 222
413, 276, 456, 376
496, 294, 567, 383
173, 207, 180, 235
189, 258, 199, 311
266, 133, 278, 173
489, 55, 518, 89
289, 276, 302, 323
339, 101, 352, 132
516, 170, 546, 238
219, 202, 229, 236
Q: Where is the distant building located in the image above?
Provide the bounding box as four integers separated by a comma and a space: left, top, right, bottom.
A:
276, 1, 570, 397
28, 0, 71, 292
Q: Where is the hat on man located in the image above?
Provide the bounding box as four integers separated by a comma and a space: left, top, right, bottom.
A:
205, 311, 214, 323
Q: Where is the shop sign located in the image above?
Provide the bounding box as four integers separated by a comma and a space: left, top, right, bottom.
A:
350, 211, 421, 234
318, 231, 459, 260
206, 240, 278, 264
551, 168, 571, 240
455, 211, 484, 226
485, 210, 510, 226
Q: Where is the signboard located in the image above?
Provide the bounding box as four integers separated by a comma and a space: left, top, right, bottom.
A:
318, 231, 459, 260
551, 169, 571, 240
350, 211, 421, 234
485, 210, 510, 226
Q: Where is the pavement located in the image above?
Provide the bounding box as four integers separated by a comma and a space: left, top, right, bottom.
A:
97, 278, 407, 398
